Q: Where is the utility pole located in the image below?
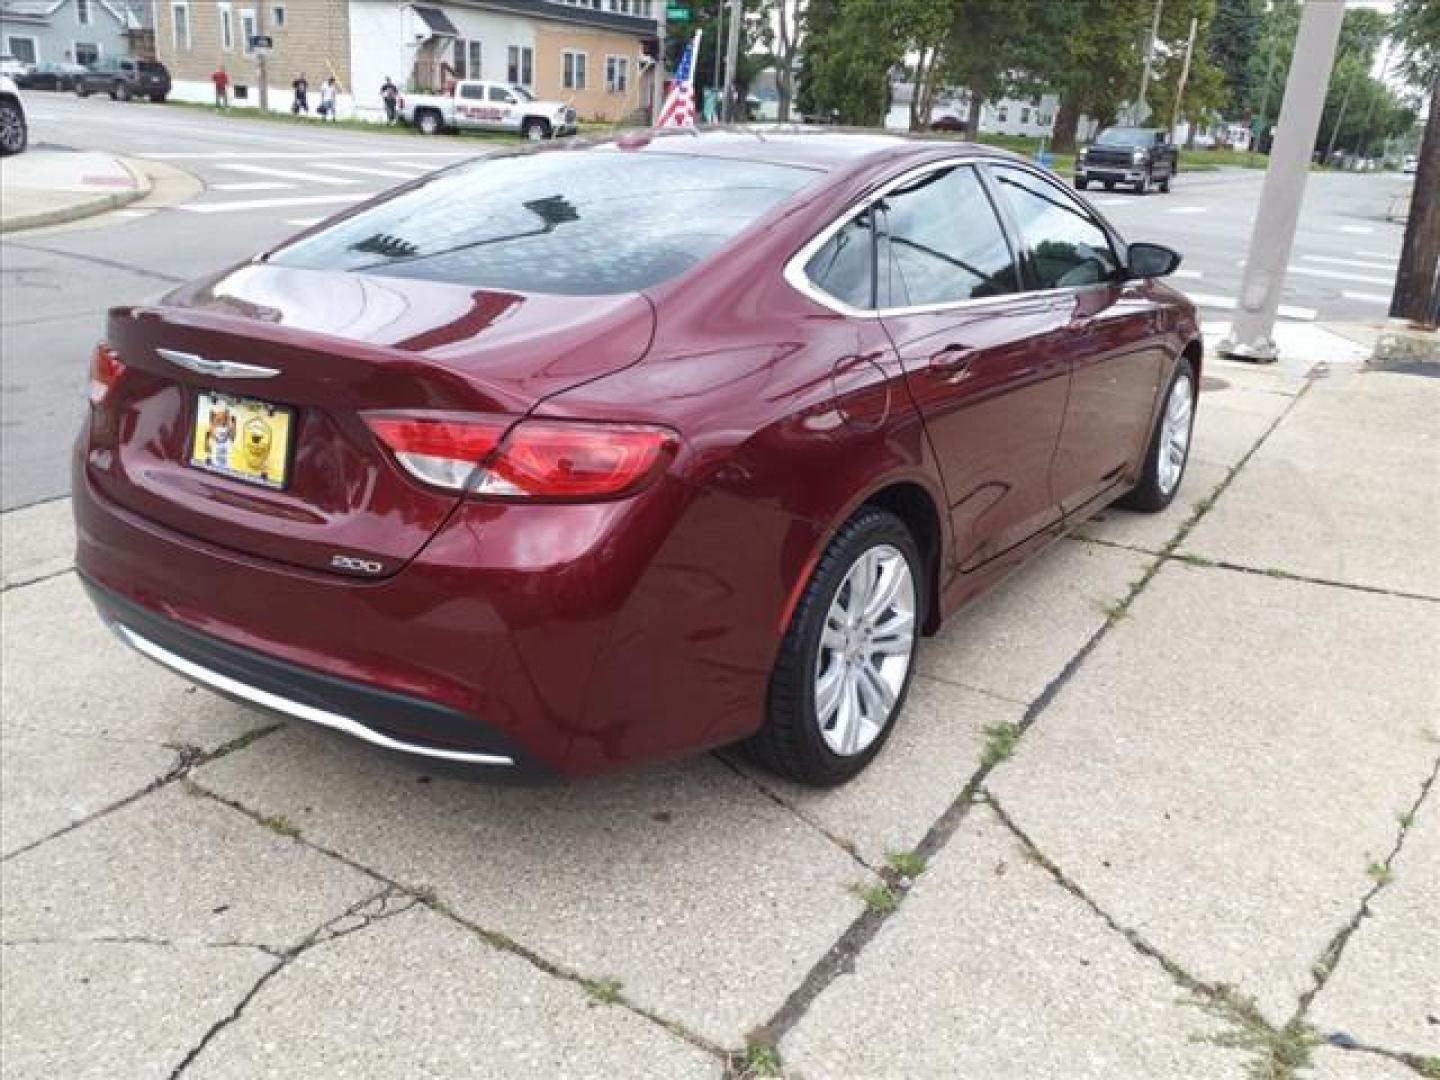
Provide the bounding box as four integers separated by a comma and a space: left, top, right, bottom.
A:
1169, 16, 1198, 138
651, 0, 667, 124
1136, 0, 1164, 124
722, 0, 742, 122
255, 2, 268, 113
713, 0, 725, 114
1219, 0, 1345, 362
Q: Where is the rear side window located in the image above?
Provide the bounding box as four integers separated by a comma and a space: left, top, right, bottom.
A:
804, 211, 875, 310
459, 83, 484, 100
879, 166, 1018, 307
270, 151, 815, 295
991, 166, 1122, 290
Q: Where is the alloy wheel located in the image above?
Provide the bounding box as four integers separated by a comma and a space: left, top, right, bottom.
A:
1157, 372, 1193, 495
0, 105, 23, 153
813, 543, 916, 757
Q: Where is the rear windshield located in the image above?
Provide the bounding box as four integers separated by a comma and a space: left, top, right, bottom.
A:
269, 150, 816, 295
138, 62, 167, 75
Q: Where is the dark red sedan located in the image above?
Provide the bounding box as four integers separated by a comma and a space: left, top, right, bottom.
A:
74, 131, 1199, 785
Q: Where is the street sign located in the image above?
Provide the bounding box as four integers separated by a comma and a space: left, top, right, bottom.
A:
248, 35, 273, 52
665, 4, 690, 22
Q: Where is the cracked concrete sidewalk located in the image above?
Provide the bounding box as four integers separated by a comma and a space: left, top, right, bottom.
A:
2, 326, 1437, 1079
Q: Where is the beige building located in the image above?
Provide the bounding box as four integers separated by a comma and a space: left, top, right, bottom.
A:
153, 0, 656, 122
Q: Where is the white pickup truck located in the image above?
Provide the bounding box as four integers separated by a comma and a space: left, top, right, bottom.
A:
399, 80, 578, 141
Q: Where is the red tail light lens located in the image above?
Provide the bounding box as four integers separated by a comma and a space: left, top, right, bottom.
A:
88, 343, 127, 406
365, 412, 677, 500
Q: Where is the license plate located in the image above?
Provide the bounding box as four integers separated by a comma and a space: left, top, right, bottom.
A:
189, 391, 294, 490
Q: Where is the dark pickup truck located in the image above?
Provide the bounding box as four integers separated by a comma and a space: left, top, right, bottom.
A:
75, 57, 171, 103
1075, 126, 1178, 194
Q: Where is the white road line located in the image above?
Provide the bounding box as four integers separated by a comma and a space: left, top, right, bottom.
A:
145, 151, 466, 160
1301, 254, 1396, 272
212, 181, 294, 192
1183, 291, 1318, 321
217, 163, 360, 186
1094, 198, 1128, 207
1357, 250, 1398, 261
1339, 225, 1374, 234
109, 208, 152, 219
1288, 264, 1394, 286
307, 162, 419, 180
1173, 269, 1204, 279
285, 218, 324, 227
1166, 206, 1205, 214
178, 193, 376, 214
1341, 290, 1391, 305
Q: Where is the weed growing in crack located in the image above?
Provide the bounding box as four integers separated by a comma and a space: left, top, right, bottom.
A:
1365, 861, 1394, 886
584, 977, 622, 1005
1397, 810, 1416, 829
982, 721, 1021, 765
849, 882, 899, 914
1414, 1055, 1440, 1078
737, 1042, 783, 1078
259, 814, 300, 840
1172, 552, 1216, 567
1100, 599, 1129, 622
886, 851, 926, 880
1186, 989, 1321, 1080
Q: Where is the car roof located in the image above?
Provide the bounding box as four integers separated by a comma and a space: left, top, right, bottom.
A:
632, 127, 1011, 173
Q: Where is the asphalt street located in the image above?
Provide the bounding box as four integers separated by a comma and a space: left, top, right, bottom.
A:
0, 93, 1418, 510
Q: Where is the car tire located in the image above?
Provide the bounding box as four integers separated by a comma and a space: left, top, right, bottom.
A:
1134, 170, 1151, 194
1103, 180, 1115, 191
0, 99, 27, 156
416, 109, 443, 135
1159, 172, 1171, 193
522, 118, 551, 141
1116, 357, 1196, 513
115, 81, 131, 101
1075, 178, 1088, 190
76, 84, 89, 98
740, 507, 923, 786
150, 94, 166, 104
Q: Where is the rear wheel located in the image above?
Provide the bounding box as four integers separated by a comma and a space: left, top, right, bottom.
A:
76, 83, 90, 98
741, 508, 922, 786
150, 93, 166, 104
1117, 358, 1195, 512
1074, 177, 1088, 190
1103, 180, 1115, 191
1158, 170, 1171, 193
416, 109, 443, 135
114, 81, 130, 102
1134, 169, 1151, 195
0, 100, 27, 156
522, 118, 551, 141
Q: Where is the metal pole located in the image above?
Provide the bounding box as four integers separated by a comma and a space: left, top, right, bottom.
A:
256, 2, 268, 113
1136, 0, 1163, 123
722, 0, 742, 122
1169, 16, 1197, 138
1219, 0, 1345, 362
651, 0, 667, 124
713, 0, 725, 104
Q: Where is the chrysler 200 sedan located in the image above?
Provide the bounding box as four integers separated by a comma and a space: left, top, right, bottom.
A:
74, 131, 1200, 786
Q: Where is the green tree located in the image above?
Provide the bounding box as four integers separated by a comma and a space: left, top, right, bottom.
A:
941, 0, 1038, 135
1207, 0, 1262, 112
797, 0, 900, 125
1389, 0, 1440, 326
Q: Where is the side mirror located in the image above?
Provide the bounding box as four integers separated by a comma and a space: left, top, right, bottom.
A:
1127, 241, 1182, 279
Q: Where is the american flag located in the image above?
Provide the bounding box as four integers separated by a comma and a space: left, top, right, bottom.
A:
655, 30, 702, 129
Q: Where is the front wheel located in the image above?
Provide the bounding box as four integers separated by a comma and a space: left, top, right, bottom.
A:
1134, 169, 1151, 195
76, 84, 90, 98
741, 508, 922, 786
150, 93, 166, 104
114, 81, 130, 102
416, 109, 443, 135
1116, 359, 1195, 512
522, 118, 551, 141
0, 100, 28, 155
1074, 177, 1088, 190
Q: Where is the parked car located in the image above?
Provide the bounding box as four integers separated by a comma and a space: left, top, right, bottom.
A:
17, 61, 89, 92
1403, 154, 1418, 175
1076, 126, 1179, 193
399, 80, 577, 139
75, 57, 171, 103
0, 75, 27, 155
74, 132, 1199, 785
0, 54, 32, 79
929, 113, 967, 134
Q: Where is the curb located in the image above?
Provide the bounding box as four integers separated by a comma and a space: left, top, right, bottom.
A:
0, 155, 154, 234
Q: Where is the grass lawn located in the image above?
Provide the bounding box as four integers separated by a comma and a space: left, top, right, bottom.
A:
161, 99, 524, 144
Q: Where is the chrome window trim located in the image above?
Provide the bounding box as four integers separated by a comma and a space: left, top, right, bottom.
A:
782, 154, 1123, 319
112, 623, 515, 767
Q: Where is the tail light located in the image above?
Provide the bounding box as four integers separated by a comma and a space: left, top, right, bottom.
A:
365, 412, 677, 501
89, 343, 127, 406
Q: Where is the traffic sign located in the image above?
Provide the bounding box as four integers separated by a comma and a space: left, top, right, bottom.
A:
665, 4, 690, 22
248, 35, 273, 51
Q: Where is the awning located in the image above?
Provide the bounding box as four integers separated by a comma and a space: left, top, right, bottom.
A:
411, 5, 459, 37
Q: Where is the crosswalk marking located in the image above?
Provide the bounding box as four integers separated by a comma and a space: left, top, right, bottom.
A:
1356, 250, 1398, 261
1288, 264, 1393, 287
1166, 206, 1205, 214
308, 162, 422, 180
1183, 291, 1317, 322
1341, 290, 1390, 305
213, 181, 294, 192
1339, 225, 1374, 234
1301, 254, 1396, 272
1172, 269, 1203, 279
217, 163, 361, 186
1094, 198, 1128, 207
285, 218, 325, 227
178, 193, 376, 214
387, 160, 452, 170
144, 151, 467, 160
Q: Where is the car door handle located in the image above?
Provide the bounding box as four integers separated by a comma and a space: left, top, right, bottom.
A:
929, 344, 976, 373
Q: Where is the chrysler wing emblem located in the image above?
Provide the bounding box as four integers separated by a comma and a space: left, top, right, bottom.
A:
156, 348, 280, 380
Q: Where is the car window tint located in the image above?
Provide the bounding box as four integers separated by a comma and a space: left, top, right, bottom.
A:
804, 211, 875, 310
487, 86, 509, 102
459, 83, 484, 100
879, 166, 1018, 307
992, 166, 1121, 290
271, 151, 816, 295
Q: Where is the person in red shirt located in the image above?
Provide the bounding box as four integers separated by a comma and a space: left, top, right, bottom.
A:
212, 67, 229, 110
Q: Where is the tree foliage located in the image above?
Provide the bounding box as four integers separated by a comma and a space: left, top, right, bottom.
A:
1391, 0, 1440, 92
1207, 0, 1262, 112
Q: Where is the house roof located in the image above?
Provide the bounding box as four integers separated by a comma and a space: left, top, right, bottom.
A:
467, 0, 655, 38
411, 5, 460, 37
0, 0, 146, 28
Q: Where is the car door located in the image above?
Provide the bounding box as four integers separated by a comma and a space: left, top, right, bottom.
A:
487, 85, 516, 130
875, 163, 1072, 571
987, 164, 1168, 515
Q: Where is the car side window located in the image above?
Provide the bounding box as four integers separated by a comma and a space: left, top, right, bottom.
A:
991, 166, 1122, 290
877, 166, 1019, 308
804, 210, 875, 310
459, 84, 484, 100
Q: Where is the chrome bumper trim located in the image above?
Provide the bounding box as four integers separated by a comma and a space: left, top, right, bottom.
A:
112, 623, 515, 767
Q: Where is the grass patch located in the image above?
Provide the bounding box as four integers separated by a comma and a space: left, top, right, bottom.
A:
886, 850, 926, 879
1188, 989, 1322, 1080
161, 100, 523, 144
584, 977, 622, 1005
849, 881, 899, 914
983, 721, 1022, 765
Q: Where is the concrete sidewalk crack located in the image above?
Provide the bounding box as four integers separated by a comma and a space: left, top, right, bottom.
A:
0, 239, 187, 284
0, 565, 76, 594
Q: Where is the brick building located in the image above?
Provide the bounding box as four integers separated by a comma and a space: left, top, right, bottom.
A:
152, 0, 656, 123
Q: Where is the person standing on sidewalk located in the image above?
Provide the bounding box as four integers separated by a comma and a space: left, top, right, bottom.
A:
319, 77, 338, 122
212, 66, 229, 110
380, 77, 399, 124
291, 72, 310, 115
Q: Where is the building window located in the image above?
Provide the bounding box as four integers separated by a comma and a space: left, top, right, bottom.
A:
219, 3, 234, 52
605, 55, 628, 94
456, 38, 481, 79
1020, 106, 1030, 124
507, 45, 533, 87
74, 41, 100, 65
271, 5, 285, 27
997, 105, 1008, 123
171, 2, 191, 50
562, 50, 586, 90
241, 10, 257, 55
7, 36, 37, 64
77, 0, 92, 26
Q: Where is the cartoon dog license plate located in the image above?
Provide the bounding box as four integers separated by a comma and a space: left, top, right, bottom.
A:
189, 391, 294, 490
